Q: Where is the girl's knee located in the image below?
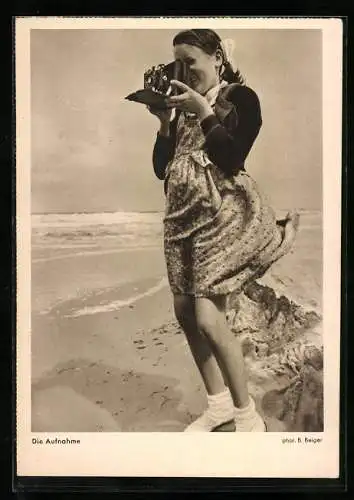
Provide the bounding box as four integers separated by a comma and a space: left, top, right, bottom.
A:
195, 315, 220, 343
173, 295, 195, 330
196, 311, 220, 341
195, 299, 225, 346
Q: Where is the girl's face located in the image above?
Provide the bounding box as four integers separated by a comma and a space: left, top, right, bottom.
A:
173, 44, 223, 95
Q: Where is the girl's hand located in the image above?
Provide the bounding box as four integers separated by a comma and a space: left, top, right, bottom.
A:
167, 80, 214, 120
146, 105, 172, 124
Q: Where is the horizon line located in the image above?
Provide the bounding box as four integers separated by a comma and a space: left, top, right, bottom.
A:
31, 207, 322, 215
31, 210, 165, 215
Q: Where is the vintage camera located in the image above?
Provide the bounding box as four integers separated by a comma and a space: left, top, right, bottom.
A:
125, 60, 191, 109
143, 60, 191, 94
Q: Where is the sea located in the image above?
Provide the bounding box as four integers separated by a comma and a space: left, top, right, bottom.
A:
31, 209, 322, 317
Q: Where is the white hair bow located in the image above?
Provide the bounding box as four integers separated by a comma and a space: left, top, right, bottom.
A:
220, 38, 235, 66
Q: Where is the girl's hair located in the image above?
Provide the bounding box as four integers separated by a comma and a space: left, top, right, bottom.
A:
172, 29, 245, 85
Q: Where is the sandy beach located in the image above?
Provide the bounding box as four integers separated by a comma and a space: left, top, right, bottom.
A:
31, 210, 323, 432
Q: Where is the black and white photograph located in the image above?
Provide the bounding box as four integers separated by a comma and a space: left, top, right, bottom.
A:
16, 17, 342, 479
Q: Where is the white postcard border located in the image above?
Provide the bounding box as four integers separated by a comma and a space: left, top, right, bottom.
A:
16, 16, 343, 479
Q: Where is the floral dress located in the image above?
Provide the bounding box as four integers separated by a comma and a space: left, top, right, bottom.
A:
163, 96, 295, 298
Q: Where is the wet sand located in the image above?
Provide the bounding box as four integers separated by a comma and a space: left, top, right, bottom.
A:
32, 246, 208, 432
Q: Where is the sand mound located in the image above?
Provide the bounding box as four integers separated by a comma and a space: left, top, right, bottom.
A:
227, 280, 323, 431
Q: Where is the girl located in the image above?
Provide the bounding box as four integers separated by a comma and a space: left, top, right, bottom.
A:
148, 29, 299, 432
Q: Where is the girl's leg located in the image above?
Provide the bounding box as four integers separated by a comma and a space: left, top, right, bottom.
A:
173, 294, 226, 395
174, 294, 236, 431
194, 295, 249, 408
194, 295, 266, 431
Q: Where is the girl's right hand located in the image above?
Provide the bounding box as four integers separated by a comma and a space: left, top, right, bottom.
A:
146, 105, 172, 124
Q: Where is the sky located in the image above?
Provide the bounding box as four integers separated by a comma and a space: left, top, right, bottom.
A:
31, 28, 322, 213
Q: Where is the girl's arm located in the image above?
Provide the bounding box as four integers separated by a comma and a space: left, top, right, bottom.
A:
200, 86, 262, 176
152, 117, 177, 180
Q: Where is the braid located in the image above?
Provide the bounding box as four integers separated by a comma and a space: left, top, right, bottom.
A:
220, 56, 245, 85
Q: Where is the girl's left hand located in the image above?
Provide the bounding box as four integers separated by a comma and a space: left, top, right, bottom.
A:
166, 80, 213, 119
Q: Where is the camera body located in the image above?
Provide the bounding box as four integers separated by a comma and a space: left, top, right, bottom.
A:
125, 60, 191, 109
143, 60, 191, 94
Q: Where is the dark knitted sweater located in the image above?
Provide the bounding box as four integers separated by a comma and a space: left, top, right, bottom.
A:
152, 84, 262, 181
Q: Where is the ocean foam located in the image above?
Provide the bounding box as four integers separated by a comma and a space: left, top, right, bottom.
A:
64, 276, 168, 318
32, 245, 160, 264
32, 211, 164, 228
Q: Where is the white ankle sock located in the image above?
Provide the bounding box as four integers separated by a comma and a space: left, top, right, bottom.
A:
234, 395, 256, 416
206, 388, 234, 421
234, 396, 266, 432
